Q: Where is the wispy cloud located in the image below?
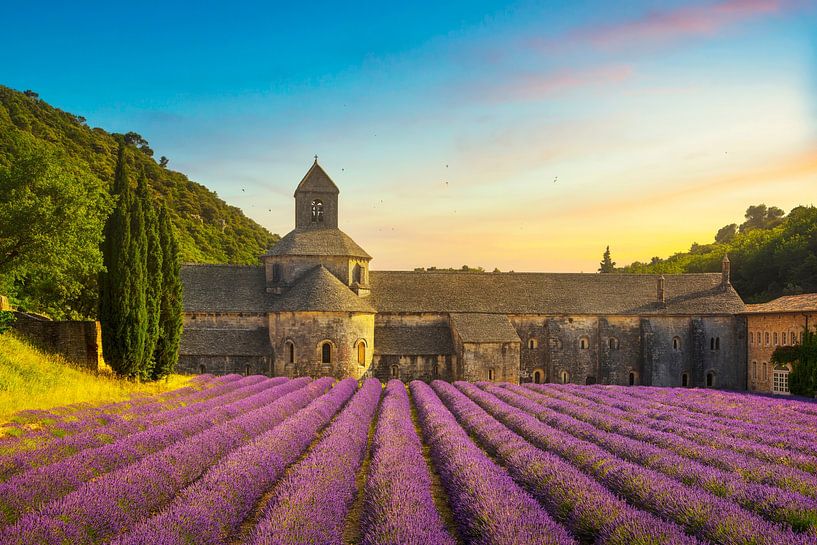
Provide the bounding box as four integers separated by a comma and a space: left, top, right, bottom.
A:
479, 64, 634, 102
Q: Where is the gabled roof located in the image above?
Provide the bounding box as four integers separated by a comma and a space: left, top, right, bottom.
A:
271, 265, 376, 313
743, 293, 817, 314
266, 228, 371, 259
180, 328, 273, 356
294, 161, 339, 196
367, 271, 745, 315
450, 313, 521, 343
374, 325, 454, 355
181, 265, 271, 313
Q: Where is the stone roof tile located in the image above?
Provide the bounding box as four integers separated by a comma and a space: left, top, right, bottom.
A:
374, 325, 454, 355
265, 228, 371, 259
271, 265, 376, 313
450, 313, 521, 343
743, 293, 817, 314
180, 328, 272, 356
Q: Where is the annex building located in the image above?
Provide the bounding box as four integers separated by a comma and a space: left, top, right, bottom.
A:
179, 161, 748, 388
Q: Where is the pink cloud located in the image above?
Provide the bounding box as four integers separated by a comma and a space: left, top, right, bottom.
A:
482, 64, 634, 102
537, 0, 786, 51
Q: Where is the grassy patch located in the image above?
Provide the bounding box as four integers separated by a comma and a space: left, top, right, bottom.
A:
0, 333, 190, 426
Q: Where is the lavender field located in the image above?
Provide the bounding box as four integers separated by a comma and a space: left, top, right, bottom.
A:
1, 375, 816, 545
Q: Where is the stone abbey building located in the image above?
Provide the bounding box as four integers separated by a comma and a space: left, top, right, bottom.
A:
179, 161, 748, 388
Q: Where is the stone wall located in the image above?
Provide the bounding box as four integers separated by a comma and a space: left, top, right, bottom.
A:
269, 310, 374, 379
747, 312, 816, 393
12, 313, 102, 370
177, 354, 272, 376
371, 354, 454, 382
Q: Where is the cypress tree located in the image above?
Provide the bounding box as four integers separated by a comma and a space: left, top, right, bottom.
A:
598, 245, 616, 273
100, 143, 145, 376
138, 173, 162, 378
152, 203, 183, 379
127, 164, 149, 377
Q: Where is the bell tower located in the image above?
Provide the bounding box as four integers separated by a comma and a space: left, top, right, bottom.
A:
294, 157, 339, 229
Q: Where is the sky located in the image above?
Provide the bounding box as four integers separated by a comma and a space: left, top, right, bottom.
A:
2, 0, 816, 272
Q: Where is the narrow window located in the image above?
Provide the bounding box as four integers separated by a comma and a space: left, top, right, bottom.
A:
773, 332, 778, 346
560, 370, 569, 384
272, 263, 282, 283
706, 372, 715, 388
286, 341, 295, 364
682, 373, 689, 387
749, 332, 754, 345
579, 336, 589, 350
585, 376, 596, 385
781, 331, 787, 346
432, 363, 439, 377
763, 361, 768, 380
715, 337, 720, 350
790, 331, 796, 345
391, 365, 399, 379
752, 361, 757, 381
765, 332, 770, 346
321, 342, 331, 364
357, 341, 366, 366
533, 370, 542, 384
609, 337, 619, 350
199, 364, 206, 374
245, 365, 251, 376
311, 199, 324, 223
528, 338, 537, 349
672, 337, 681, 351
354, 264, 364, 284
628, 371, 637, 386
488, 368, 496, 381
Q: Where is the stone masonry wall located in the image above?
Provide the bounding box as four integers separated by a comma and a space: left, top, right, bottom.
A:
747, 312, 816, 393
12, 313, 102, 370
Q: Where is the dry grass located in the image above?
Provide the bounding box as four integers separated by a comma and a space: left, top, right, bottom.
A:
0, 332, 191, 426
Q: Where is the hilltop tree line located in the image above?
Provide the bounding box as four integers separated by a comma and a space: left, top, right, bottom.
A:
0, 85, 278, 319
605, 203, 817, 303
99, 142, 183, 379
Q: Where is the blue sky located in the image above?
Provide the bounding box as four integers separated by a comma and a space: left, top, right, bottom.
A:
3, 0, 816, 271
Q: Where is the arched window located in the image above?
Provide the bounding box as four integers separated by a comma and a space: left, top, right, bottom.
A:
391, 365, 400, 379
353, 264, 364, 284
749, 332, 754, 345
608, 337, 619, 350
432, 363, 439, 377
560, 370, 569, 384
579, 336, 590, 350
715, 337, 720, 350
763, 361, 768, 380
628, 371, 638, 386
528, 338, 538, 349
710, 337, 715, 350
585, 376, 596, 385
681, 373, 689, 387
321, 342, 332, 364
272, 263, 283, 283
245, 365, 251, 376
311, 200, 324, 223
706, 372, 715, 388
356, 340, 366, 366
286, 341, 295, 364
790, 331, 797, 345
752, 361, 757, 381
672, 336, 681, 351
533, 370, 543, 384
199, 364, 206, 374
773, 332, 778, 346
765, 332, 770, 346
488, 368, 496, 381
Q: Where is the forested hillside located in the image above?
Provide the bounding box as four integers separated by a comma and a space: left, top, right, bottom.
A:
0, 86, 279, 318
620, 204, 817, 303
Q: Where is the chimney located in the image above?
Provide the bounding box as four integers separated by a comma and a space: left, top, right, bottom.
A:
657, 275, 666, 305
721, 254, 731, 289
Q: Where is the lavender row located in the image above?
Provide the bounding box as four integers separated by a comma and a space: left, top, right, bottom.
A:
554, 384, 817, 471
522, 384, 817, 498
0, 377, 333, 545
359, 380, 456, 545
0, 377, 304, 525
435, 381, 700, 545
248, 379, 382, 545
0, 375, 278, 481
0, 374, 237, 447
467, 383, 811, 545
410, 380, 576, 545
110, 378, 358, 545
501, 384, 817, 533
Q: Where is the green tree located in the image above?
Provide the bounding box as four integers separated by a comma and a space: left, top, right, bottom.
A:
99, 143, 147, 377
0, 311, 14, 334
773, 327, 817, 397
715, 223, 738, 244
138, 174, 163, 378
0, 134, 112, 318
598, 245, 615, 273
152, 203, 183, 379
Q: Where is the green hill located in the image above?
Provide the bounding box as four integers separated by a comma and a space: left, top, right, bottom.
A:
0, 85, 279, 317
619, 204, 817, 303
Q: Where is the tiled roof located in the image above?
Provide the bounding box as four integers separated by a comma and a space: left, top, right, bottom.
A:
743, 293, 817, 314
271, 265, 376, 313
181, 265, 271, 313
265, 228, 371, 259
294, 161, 339, 195
180, 328, 272, 356
374, 325, 454, 355
367, 271, 745, 315
450, 313, 521, 343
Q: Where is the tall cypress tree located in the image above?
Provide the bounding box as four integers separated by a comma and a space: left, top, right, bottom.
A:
152, 203, 183, 379
100, 143, 145, 376
127, 164, 149, 377
138, 173, 162, 378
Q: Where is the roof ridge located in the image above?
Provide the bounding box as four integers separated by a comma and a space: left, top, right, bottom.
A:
369, 270, 721, 277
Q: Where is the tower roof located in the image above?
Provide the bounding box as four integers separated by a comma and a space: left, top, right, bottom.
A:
271, 265, 375, 313
294, 160, 339, 196
266, 227, 371, 259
